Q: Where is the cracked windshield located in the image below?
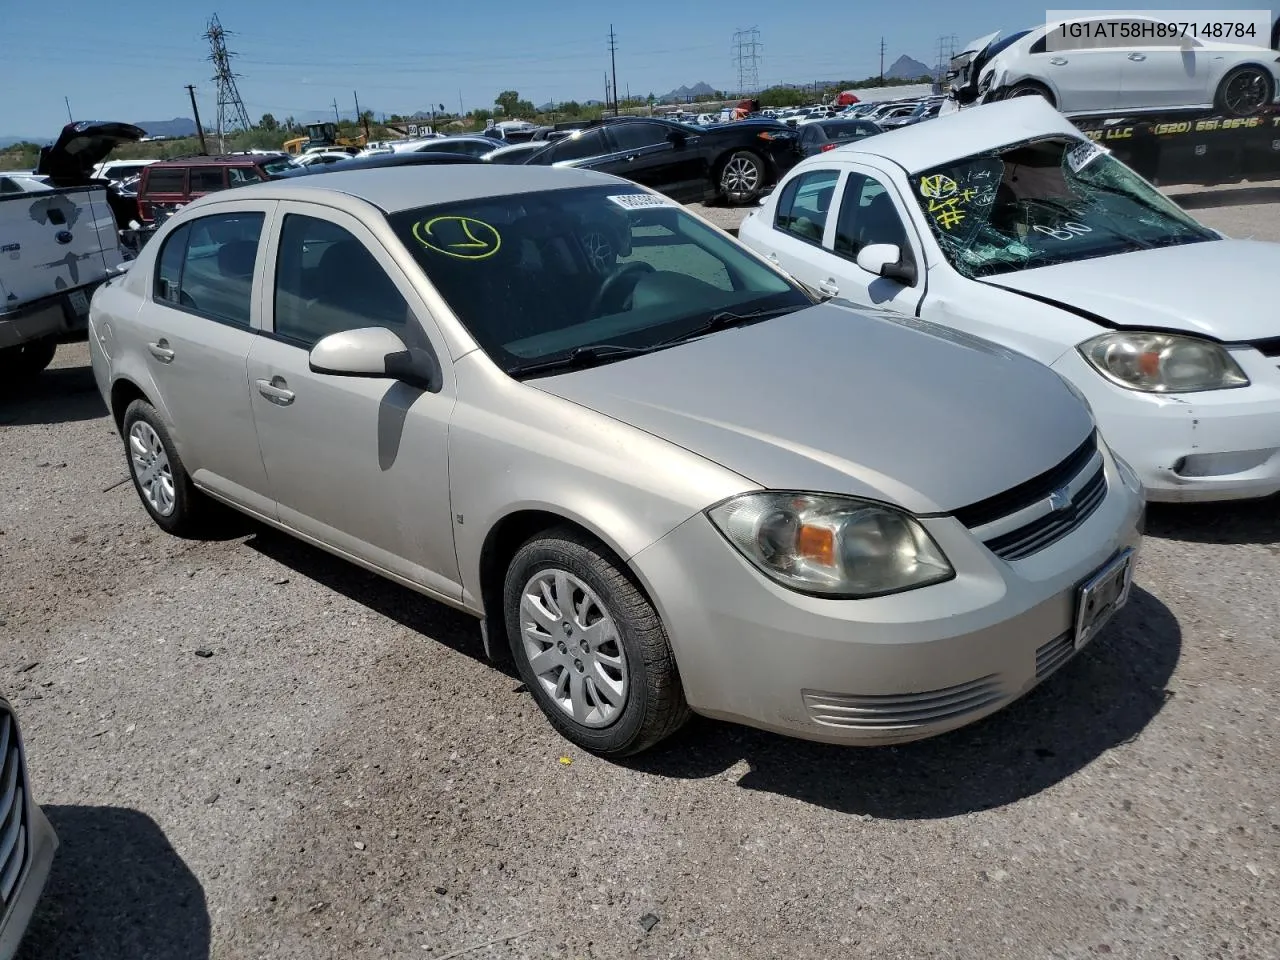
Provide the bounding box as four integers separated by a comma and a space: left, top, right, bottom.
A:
912, 137, 1218, 278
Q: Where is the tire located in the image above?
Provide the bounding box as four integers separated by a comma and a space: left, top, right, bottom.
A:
1216, 65, 1274, 117
1002, 81, 1056, 107
503, 527, 690, 757
717, 150, 766, 205
0, 336, 57, 384
120, 399, 210, 537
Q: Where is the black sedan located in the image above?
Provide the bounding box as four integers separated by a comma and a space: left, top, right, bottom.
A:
519, 115, 800, 204
796, 118, 883, 157
411, 135, 505, 158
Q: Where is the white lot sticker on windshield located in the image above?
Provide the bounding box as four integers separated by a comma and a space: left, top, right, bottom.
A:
608, 193, 676, 209
1066, 140, 1107, 173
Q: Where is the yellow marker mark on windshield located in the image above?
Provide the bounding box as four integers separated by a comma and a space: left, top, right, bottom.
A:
919, 174, 957, 199
412, 216, 502, 260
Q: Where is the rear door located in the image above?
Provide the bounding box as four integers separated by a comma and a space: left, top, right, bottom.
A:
755, 166, 843, 293
131, 200, 276, 514
1118, 29, 1207, 109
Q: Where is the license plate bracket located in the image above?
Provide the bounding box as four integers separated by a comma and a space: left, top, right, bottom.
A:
67, 289, 90, 316
1074, 548, 1134, 651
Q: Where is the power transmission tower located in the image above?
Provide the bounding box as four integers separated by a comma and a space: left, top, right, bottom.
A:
205, 13, 252, 153
731, 27, 762, 96
934, 34, 958, 80
607, 26, 619, 115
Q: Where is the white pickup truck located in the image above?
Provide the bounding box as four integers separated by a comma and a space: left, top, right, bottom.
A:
0, 121, 143, 382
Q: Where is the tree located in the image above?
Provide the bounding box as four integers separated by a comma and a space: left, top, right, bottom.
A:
259, 113, 278, 131
495, 90, 520, 115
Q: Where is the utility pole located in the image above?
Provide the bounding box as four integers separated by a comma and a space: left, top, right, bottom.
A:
879, 37, 886, 84
186, 84, 208, 154
458, 90, 464, 115
608, 25, 619, 115
354, 89, 370, 138
332, 99, 340, 124
64, 97, 73, 123
604, 71, 610, 113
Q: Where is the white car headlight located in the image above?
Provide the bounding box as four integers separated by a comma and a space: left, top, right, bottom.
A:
1079, 332, 1249, 393
707, 493, 953, 598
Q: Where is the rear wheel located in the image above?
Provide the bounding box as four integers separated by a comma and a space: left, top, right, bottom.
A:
0, 336, 57, 384
1216, 66, 1273, 117
121, 399, 211, 537
718, 150, 766, 205
1002, 81, 1056, 107
503, 528, 690, 756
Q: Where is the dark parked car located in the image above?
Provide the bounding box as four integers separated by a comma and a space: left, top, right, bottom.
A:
413, 136, 506, 158
273, 152, 482, 179
797, 118, 883, 157
520, 115, 800, 204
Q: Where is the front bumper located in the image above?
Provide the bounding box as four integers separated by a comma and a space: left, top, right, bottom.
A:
1055, 349, 1280, 503
628, 448, 1145, 745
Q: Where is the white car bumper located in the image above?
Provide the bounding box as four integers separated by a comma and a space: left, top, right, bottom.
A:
1055, 349, 1280, 503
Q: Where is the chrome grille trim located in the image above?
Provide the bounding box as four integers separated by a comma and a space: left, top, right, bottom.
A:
1035, 631, 1075, 681
984, 464, 1107, 561
0, 707, 30, 906
803, 674, 1004, 730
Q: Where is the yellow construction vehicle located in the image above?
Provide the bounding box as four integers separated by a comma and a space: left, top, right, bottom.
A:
283, 122, 367, 155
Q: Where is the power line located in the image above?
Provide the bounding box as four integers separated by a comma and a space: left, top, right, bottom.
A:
731, 26, 762, 96
205, 13, 253, 152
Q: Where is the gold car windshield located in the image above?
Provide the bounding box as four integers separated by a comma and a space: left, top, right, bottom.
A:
387, 186, 809, 372
910, 136, 1217, 279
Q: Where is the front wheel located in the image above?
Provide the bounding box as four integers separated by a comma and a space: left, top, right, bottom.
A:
1002, 81, 1056, 107
718, 150, 766, 205
1216, 66, 1274, 117
503, 528, 690, 757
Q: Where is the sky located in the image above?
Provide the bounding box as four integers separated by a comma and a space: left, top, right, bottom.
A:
0, 0, 1259, 137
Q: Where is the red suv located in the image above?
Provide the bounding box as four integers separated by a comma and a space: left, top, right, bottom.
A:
137, 153, 298, 226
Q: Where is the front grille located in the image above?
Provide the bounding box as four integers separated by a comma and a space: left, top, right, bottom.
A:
1035, 631, 1075, 681
953, 430, 1098, 529
984, 465, 1107, 561
802, 674, 1004, 731
0, 706, 30, 907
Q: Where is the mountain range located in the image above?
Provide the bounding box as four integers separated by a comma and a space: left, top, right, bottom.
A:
885, 55, 934, 80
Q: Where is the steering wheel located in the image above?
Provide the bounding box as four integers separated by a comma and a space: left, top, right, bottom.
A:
587, 261, 655, 316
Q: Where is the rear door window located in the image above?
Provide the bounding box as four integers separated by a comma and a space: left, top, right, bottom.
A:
189, 167, 227, 193
145, 168, 187, 194
152, 212, 264, 326
774, 169, 841, 244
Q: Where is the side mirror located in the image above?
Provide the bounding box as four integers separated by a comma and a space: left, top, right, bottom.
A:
856, 243, 918, 286
667, 130, 687, 147
309, 326, 442, 393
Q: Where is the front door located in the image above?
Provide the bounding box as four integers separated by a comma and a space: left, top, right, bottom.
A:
134, 203, 274, 514
604, 122, 709, 202
245, 203, 461, 600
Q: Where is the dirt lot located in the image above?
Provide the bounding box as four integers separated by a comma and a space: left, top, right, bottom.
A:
5, 184, 1280, 960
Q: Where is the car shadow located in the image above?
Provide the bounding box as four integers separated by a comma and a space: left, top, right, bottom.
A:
625, 586, 1179, 819
1168, 185, 1280, 210
17, 805, 210, 960
243, 525, 508, 675
1144, 496, 1280, 545
0, 364, 106, 426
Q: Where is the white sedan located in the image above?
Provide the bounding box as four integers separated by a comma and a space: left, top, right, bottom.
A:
954, 18, 1280, 117
738, 97, 1280, 503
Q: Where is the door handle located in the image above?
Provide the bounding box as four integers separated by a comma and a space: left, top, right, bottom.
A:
818, 279, 840, 296
255, 377, 295, 406
1049, 57, 1068, 66
766, 252, 780, 263
1128, 53, 1146, 61
147, 339, 175, 363
624, 153, 637, 162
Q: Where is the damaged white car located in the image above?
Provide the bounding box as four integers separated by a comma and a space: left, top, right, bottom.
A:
949, 18, 1280, 117
738, 97, 1280, 503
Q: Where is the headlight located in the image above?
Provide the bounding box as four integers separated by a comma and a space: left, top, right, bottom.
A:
1079, 332, 1249, 393
707, 492, 954, 598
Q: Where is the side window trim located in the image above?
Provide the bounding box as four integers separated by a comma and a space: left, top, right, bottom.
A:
148, 203, 277, 332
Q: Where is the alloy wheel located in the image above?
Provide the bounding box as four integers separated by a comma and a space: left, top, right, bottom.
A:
128, 420, 176, 517
519, 568, 628, 728
721, 154, 761, 200
1224, 68, 1269, 115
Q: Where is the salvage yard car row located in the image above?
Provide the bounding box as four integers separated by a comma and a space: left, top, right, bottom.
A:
2, 89, 1279, 958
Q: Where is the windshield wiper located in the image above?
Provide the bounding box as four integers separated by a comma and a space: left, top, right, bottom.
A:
506, 343, 656, 378
654, 305, 802, 348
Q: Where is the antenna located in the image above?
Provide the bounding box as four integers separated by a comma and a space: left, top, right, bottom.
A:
205, 13, 253, 153
731, 27, 762, 96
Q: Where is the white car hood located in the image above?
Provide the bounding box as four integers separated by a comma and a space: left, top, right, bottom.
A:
984, 240, 1280, 342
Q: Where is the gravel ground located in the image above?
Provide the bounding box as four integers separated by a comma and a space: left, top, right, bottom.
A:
4, 183, 1280, 960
